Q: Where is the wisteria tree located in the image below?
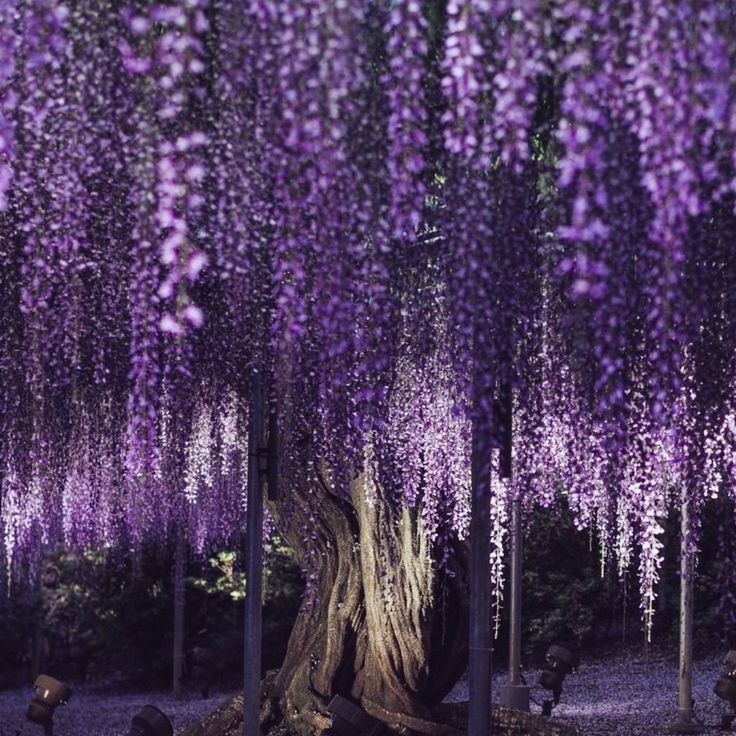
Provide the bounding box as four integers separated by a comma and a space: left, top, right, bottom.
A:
1, 2, 736, 735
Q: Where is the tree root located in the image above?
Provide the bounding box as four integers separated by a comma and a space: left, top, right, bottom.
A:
179, 690, 582, 736
362, 696, 464, 736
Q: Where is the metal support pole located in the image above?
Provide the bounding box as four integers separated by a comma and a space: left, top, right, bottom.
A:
172, 529, 186, 700
509, 499, 522, 686
500, 496, 530, 711
496, 382, 529, 712
668, 488, 703, 733
469, 407, 492, 736
244, 375, 265, 736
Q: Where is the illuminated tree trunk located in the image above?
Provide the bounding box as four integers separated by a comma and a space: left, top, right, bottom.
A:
267, 475, 469, 736
182, 474, 469, 736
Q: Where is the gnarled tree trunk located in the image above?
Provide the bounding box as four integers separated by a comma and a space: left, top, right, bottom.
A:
182, 471, 469, 736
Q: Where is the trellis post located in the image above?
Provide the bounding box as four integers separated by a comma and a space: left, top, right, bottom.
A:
172, 528, 186, 700
244, 374, 265, 735
469, 405, 493, 736
500, 494, 529, 711
469, 376, 512, 736
668, 487, 703, 733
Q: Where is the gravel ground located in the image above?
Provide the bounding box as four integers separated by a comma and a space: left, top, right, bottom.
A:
0, 687, 236, 736
0, 652, 730, 736
446, 651, 729, 735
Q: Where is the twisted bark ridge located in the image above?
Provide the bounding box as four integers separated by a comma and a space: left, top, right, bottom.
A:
267, 472, 470, 736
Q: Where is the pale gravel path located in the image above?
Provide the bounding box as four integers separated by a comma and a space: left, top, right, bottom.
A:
0, 653, 730, 736
0, 687, 237, 736
446, 651, 728, 735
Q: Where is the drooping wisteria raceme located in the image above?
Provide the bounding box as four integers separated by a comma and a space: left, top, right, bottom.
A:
0, 0, 18, 212
385, 0, 427, 239
0, 0, 735, 637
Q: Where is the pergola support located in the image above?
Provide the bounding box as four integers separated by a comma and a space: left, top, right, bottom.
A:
172, 528, 186, 700
469, 409, 493, 736
668, 488, 703, 734
500, 496, 530, 712
244, 375, 265, 736
469, 379, 513, 736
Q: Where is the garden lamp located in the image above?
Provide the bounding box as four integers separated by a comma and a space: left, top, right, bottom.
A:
26, 675, 71, 736
127, 705, 173, 736
714, 650, 736, 730
539, 644, 579, 716
325, 695, 385, 736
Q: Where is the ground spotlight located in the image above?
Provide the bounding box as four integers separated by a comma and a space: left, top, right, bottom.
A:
127, 705, 173, 736
26, 675, 71, 736
539, 644, 579, 716
715, 650, 736, 730
325, 695, 384, 736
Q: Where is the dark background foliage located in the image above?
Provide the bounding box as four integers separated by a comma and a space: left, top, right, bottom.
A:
493, 496, 736, 672
0, 537, 304, 692
0, 500, 732, 692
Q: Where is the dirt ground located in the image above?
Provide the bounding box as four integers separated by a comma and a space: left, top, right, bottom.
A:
446, 650, 727, 736
0, 651, 729, 735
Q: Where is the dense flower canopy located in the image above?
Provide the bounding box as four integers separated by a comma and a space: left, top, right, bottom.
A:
1, 0, 735, 632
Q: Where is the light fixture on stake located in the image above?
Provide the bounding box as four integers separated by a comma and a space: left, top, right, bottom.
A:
126, 705, 173, 736
26, 675, 71, 736
539, 645, 578, 716
325, 695, 385, 736
714, 650, 736, 730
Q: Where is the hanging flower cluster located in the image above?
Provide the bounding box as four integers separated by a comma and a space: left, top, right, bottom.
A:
0, 0, 735, 635
0, 0, 18, 211
385, 0, 428, 238
441, 0, 491, 164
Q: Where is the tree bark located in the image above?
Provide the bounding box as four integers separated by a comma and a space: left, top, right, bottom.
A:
182, 470, 470, 736
180, 699, 583, 736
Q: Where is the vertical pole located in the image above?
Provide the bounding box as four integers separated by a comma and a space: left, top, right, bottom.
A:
267, 401, 280, 501
668, 487, 702, 733
498, 382, 529, 712
469, 355, 492, 736
501, 496, 530, 714
31, 571, 43, 680
244, 375, 265, 736
172, 528, 186, 699
679, 494, 694, 725
31, 616, 43, 681
509, 498, 522, 687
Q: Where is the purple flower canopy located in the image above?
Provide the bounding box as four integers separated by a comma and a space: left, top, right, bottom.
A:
1, 0, 735, 631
